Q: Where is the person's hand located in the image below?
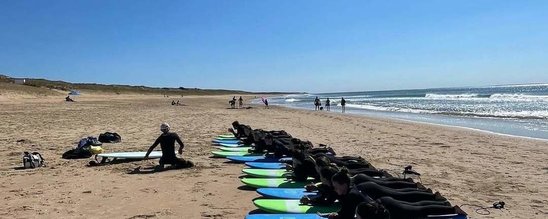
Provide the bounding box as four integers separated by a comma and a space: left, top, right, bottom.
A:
305, 184, 317, 192
300, 196, 310, 205
178, 148, 183, 155
327, 213, 338, 219
285, 164, 293, 171
228, 128, 234, 132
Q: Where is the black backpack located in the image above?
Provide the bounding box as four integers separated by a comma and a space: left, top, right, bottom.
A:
62, 147, 92, 159
98, 132, 121, 143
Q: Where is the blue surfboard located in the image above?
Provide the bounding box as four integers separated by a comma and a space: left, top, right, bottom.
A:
212, 139, 241, 144
245, 214, 321, 219
257, 188, 317, 199
245, 162, 286, 169
217, 142, 248, 147
227, 156, 292, 163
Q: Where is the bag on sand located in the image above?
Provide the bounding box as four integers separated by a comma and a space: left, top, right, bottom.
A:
22, 152, 45, 168
78, 137, 102, 148
62, 147, 92, 159
89, 146, 104, 155
98, 132, 121, 143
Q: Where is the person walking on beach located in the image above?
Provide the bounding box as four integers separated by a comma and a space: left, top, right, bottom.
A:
325, 98, 331, 111
314, 96, 320, 110
238, 96, 243, 108
264, 98, 269, 109
144, 123, 194, 169
341, 97, 346, 113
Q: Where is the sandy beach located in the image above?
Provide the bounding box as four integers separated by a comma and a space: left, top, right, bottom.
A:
0, 94, 546, 219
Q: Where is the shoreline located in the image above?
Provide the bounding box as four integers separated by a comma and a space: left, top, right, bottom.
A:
259, 102, 548, 143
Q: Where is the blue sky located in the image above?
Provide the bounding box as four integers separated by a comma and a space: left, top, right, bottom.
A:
1, 1, 547, 92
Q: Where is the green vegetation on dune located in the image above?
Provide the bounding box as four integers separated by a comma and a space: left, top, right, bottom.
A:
0, 74, 297, 96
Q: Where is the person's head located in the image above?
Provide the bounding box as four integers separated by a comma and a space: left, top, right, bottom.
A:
160, 123, 170, 133
355, 201, 389, 219
232, 121, 240, 128
332, 168, 351, 195
264, 134, 273, 145
314, 154, 330, 174
319, 166, 338, 186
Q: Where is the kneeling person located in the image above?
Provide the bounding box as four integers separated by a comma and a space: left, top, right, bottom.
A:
144, 123, 194, 169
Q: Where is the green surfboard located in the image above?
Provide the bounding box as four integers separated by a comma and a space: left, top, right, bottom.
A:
211, 151, 257, 158
242, 168, 289, 178
241, 178, 312, 188
218, 133, 235, 138
253, 199, 340, 214
216, 146, 252, 152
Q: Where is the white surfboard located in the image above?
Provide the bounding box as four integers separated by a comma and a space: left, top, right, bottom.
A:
97, 151, 163, 159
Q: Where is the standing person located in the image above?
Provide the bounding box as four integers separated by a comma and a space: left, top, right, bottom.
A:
341, 97, 346, 113
325, 98, 331, 111
264, 98, 269, 109
238, 96, 243, 108
144, 123, 194, 169
314, 97, 320, 110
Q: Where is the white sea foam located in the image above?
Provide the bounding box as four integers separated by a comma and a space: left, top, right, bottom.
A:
489, 93, 548, 102
424, 93, 480, 99
345, 103, 434, 114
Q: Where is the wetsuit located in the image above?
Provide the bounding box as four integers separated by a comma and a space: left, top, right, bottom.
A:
356, 182, 444, 202
148, 132, 192, 168
378, 196, 456, 219
233, 124, 252, 139
353, 174, 419, 189
308, 183, 338, 205
334, 186, 374, 219
292, 153, 319, 181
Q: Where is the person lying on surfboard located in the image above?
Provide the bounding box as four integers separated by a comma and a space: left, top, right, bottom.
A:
144, 123, 194, 169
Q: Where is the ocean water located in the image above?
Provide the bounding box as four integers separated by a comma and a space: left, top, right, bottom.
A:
260, 84, 548, 140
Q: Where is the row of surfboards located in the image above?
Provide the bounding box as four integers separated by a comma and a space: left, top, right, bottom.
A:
211, 134, 468, 219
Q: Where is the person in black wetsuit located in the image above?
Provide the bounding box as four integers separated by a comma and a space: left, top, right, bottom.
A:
328, 168, 374, 219
228, 121, 252, 139
356, 197, 463, 219
144, 123, 194, 169
300, 166, 339, 205
341, 97, 346, 113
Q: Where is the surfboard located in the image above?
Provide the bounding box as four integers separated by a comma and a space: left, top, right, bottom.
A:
97, 151, 162, 159
212, 139, 241, 144
245, 162, 286, 169
241, 178, 312, 188
216, 146, 251, 152
211, 151, 257, 158
242, 168, 289, 178
257, 188, 317, 199
245, 214, 321, 219
217, 134, 235, 138
217, 142, 248, 147
215, 138, 238, 142
227, 156, 291, 163
253, 199, 340, 214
